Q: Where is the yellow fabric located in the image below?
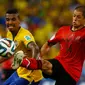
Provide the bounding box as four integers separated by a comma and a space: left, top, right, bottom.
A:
34, 19, 53, 45
7, 27, 43, 82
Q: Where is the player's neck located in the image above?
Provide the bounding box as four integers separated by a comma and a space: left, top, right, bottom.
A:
72, 26, 84, 31
12, 27, 20, 38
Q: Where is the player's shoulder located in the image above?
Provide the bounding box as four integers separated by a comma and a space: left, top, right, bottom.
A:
20, 27, 34, 40
20, 27, 32, 35
58, 25, 70, 32
20, 27, 30, 33
59, 26, 70, 30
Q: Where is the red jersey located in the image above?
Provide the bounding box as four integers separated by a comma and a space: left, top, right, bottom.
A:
48, 26, 85, 82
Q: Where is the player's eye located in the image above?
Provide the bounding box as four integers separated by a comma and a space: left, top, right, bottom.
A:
77, 16, 82, 19
6, 18, 9, 21
73, 14, 76, 17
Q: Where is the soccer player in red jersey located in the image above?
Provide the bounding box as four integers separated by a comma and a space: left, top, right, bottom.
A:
12, 5, 85, 85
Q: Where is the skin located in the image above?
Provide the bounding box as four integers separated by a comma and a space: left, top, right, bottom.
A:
6, 14, 20, 35
72, 10, 85, 31
40, 9, 85, 75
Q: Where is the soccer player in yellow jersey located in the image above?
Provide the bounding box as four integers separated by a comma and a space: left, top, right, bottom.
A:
4, 8, 43, 85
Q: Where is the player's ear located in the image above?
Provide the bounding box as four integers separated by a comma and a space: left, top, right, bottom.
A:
18, 15, 21, 21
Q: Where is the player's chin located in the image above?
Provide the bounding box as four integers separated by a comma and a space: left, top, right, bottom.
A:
73, 24, 79, 28
8, 28, 15, 32
75, 25, 82, 28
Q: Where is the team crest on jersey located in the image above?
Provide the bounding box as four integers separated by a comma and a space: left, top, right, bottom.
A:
24, 36, 31, 41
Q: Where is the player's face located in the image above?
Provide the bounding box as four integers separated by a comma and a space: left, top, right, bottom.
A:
72, 10, 85, 28
6, 14, 20, 32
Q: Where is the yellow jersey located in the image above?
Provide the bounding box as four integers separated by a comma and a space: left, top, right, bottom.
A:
7, 27, 43, 82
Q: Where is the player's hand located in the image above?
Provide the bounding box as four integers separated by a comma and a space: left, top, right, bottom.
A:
12, 51, 25, 69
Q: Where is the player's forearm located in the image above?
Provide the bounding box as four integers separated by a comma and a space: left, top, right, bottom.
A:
27, 41, 40, 59
40, 42, 50, 57
32, 45, 40, 59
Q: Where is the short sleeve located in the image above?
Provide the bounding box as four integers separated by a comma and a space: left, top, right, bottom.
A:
48, 26, 64, 45
23, 33, 35, 47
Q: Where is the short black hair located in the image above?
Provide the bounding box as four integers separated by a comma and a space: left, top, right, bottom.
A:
6, 8, 20, 19
6, 8, 19, 14
75, 5, 85, 18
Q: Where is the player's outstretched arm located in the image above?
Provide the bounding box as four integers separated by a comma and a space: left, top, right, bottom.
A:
40, 42, 51, 57
27, 41, 40, 59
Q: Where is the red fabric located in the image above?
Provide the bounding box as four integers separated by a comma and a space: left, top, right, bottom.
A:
21, 58, 42, 70
48, 26, 85, 82
2, 57, 13, 69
